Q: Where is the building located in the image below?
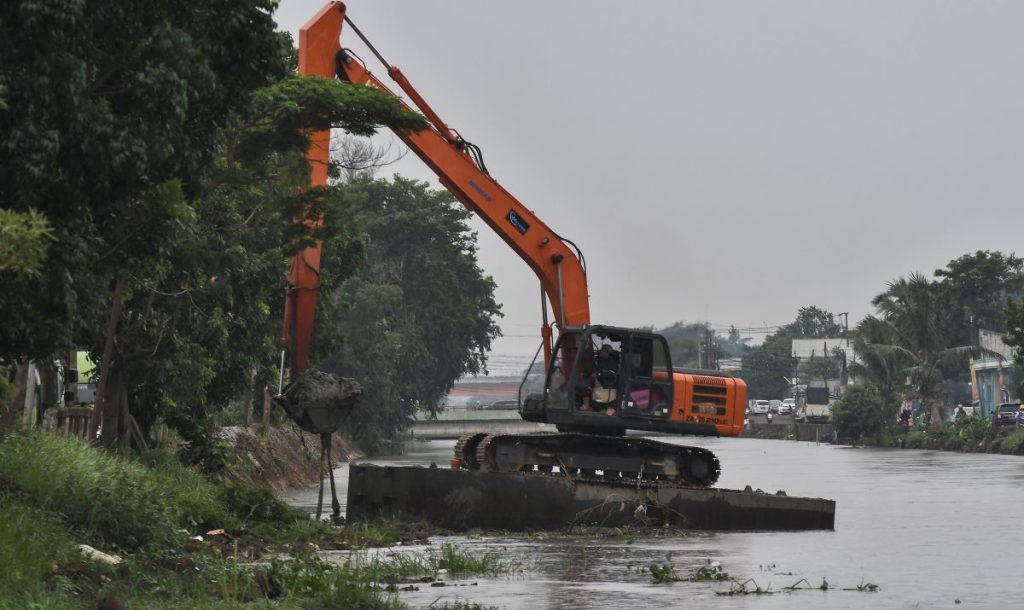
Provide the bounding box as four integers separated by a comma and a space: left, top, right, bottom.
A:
970, 329, 1017, 418
790, 338, 856, 398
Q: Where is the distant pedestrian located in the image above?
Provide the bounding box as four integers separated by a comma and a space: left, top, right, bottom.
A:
1016, 409, 1022, 428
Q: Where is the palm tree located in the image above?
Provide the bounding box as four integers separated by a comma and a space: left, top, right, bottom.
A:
850, 316, 912, 431
865, 273, 973, 430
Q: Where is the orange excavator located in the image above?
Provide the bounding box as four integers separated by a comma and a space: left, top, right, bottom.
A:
282, 2, 746, 487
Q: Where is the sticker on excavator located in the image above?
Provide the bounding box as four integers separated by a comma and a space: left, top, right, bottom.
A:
506, 210, 530, 234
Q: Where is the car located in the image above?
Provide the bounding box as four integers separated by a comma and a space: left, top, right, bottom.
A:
751, 400, 770, 415
778, 399, 795, 415
993, 403, 1022, 427
769, 400, 782, 414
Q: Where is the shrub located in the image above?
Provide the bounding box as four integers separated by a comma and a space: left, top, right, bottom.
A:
832, 384, 898, 443
998, 428, 1024, 454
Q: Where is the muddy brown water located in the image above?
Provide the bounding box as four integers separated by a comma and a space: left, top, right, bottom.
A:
281, 436, 1024, 609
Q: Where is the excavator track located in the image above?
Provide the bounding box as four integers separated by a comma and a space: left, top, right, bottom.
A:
456, 432, 720, 488
453, 432, 489, 469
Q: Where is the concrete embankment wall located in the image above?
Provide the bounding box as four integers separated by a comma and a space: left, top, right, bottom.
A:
745, 421, 835, 442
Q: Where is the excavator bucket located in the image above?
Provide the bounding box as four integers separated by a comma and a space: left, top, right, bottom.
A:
273, 370, 362, 435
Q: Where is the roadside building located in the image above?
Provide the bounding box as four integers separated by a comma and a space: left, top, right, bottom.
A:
970, 329, 1017, 418
790, 338, 856, 398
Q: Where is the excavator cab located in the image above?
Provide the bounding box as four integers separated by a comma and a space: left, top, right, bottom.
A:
519, 326, 676, 434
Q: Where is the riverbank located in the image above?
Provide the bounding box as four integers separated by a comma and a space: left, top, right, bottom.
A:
744, 416, 1024, 456
0, 430, 491, 609
217, 425, 358, 490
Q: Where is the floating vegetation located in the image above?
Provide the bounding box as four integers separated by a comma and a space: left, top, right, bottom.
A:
645, 551, 678, 583
691, 560, 729, 582
843, 579, 880, 592
720, 575, 880, 596
716, 578, 775, 596
649, 562, 681, 583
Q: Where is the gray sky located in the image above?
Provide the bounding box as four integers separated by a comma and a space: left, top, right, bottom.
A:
276, 0, 1024, 359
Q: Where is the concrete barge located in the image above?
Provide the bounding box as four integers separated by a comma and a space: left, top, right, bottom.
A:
347, 464, 835, 531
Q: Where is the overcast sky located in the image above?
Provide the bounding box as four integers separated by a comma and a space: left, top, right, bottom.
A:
276, 1, 1024, 358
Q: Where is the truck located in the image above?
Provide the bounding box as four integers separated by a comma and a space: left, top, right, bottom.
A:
280, 2, 747, 487
804, 386, 832, 423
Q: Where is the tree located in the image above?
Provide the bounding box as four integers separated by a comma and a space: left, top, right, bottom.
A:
935, 251, 1024, 346
91, 75, 425, 454
850, 316, 910, 413
741, 334, 795, 399
315, 177, 501, 452
0, 209, 53, 276
832, 383, 899, 444
655, 322, 707, 368
867, 273, 973, 429
777, 306, 844, 338
0, 0, 290, 363
0, 0, 429, 452
1004, 297, 1024, 399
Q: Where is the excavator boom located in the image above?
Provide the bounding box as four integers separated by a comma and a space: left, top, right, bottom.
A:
286, 3, 747, 487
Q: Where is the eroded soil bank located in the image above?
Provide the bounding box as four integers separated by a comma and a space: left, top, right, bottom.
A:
218, 425, 359, 491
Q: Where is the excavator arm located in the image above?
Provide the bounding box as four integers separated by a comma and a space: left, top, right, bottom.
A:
282, 1, 590, 379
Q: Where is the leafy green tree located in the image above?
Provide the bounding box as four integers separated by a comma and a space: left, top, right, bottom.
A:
935, 251, 1024, 346
741, 334, 795, 399
832, 383, 899, 444
315, 177, 501, 452
778, 306, 844, 338
96, 77, 424, 454
652, 321, 748, 369
655, 322, 706, 368
850, 316, 910, 412
1004, 297, 1024, 399
0, 209, 53, 276
0, 0, 427, 453
0, 0, 289, 363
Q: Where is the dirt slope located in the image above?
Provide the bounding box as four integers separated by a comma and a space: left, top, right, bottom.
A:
218, 425, 359, 491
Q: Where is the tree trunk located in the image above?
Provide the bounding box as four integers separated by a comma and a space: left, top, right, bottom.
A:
37, 360, 56, 426
929, 399, 944, 431
1, 361, 29, 433
89, 273, 129, 441
21, 362, 38, 426
99, 369, 131, 449
240, 366, 256, 426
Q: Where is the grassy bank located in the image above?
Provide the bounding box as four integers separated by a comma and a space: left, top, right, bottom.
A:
745, 416, 1024, 456
890, 417, 1024, 454
0, 431, 500, 609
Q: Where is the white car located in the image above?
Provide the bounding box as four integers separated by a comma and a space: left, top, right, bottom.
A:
751, 400, 771, 414
779, 398, 796, 415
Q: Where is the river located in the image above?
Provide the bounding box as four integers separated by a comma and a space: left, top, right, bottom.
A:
281, 437, 1024, 609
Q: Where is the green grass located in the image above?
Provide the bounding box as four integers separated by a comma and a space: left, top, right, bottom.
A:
0, 433, 509, 609
0, 497, 76, 600
0, 431, 231, 549
998, 427, 1024, 453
